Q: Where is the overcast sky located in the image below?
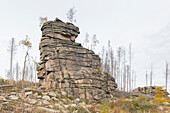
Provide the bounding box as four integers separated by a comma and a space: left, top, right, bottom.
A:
0, 0, 170, 92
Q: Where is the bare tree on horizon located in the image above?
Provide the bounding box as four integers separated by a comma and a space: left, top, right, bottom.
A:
19, 35, 32, 89
66, 7, 77, 23
166, 62, 168, 91
150, 63, 153, 86
146, 71, 148, 86
129, 43, 132, 92
8, 37, 17, 83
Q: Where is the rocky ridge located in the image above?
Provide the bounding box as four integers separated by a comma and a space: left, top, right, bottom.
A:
0, 86, 108, 113
0, 86, 169, 113
38, 17, 117, 100
133, 86, 169, 96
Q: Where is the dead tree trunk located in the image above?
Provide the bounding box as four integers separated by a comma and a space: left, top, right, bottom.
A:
134, 72, 136, 89
150, 63, 152, 86
9, 38, 14, 83
166, 62, 168, 91
127, 65, 129, 92
114, 59, 117, 82
30, 65, 33, 86
22, 51, 28, 89
129, 43, 132, 92
146, 71, 148, 86
132, 70, 134, 90
123, 64, 126, 91
110, 49, 114, 77
34, 60, 37, 87
16, 62, 19, 86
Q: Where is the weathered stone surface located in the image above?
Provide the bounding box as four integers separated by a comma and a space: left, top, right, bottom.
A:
28, 99, 37, 105
133, 86, 169, 96
24, 88, 32, 92
41, 17, 80, 42
25, 91, 33, 97
34, 92, 38, 97
42, 95, 51, 101
55, 103, 63, 109
61, 91, 67, 96
70, 104, 77, 107
42, 100, 50, 105
9, 95, 18, 100
48, 92, 57, 97
37, 106, 59, 113
0, 96, 6, 101
10, 92, 16, 95
38, 17, 117, 101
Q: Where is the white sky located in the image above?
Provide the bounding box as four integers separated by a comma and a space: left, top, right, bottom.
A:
0, 0, 170, 92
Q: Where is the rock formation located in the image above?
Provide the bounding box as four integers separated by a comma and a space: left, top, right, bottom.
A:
133, 86, 169, 96
38, 17, 117, 100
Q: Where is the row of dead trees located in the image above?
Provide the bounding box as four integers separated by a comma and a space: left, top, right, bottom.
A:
99, 41, 136, 92
6, 37, 38, 88
145, 64, 153, 87
83, 34, 136, 92
145, 63, 169, 91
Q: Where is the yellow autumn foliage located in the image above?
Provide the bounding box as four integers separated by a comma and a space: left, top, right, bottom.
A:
0, 78, 5, 84
13, 81, 17, 86
5, 79, 9, 84
39, 17, 48, 27
97, 66, 102, 73
19, 36, 32, 48
154, 86, 170, 103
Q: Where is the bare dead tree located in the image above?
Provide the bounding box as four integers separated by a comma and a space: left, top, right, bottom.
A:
84, 32, 89, 48
127, 65, 129, 92
150, 63, 153, 86
9, 38, 14, 82
19, 35, 32, 89
114, 58, 117, 82
12, 66, 15, 84
120, 63, 122, 90
123, 49, 126, 91
129, 43, 132, 92
101, 46, 105, 71
123, 64, 126, 91
166, 62, 168, 91
117, 47, 123, 90
5, 69, 7, 80
32, 57, 40, 87
146, 71, 148, 86
132, 69, 135, 90
33, 57, 37, 87
110, 48, 114, 77
8, 37, 17, 83
134, 72, 136, 89
25, 67, 28, 81
117, 50, 120, 89
108, 40, 111, 53
16, 62, 19, 86
34, 61, 36, 86
104, 51, 109, 73
91, 34, 99, 50
66, 7, 77, 23
30, 65, 33, 86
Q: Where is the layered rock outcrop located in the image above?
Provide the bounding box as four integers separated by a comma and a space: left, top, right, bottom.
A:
133, 86, 169, 96
38, 18, 117, 100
